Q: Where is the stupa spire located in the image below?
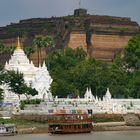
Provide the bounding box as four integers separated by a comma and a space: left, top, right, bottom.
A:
16, 36, 21, 49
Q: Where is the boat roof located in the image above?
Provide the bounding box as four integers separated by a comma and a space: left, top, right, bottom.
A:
0, 124, 16, 127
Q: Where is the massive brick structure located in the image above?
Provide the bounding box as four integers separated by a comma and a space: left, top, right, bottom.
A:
67, 9, 139, 62
0, 8, 139, 65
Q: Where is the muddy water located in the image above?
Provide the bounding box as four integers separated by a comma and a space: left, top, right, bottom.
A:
1, 131, 140, 140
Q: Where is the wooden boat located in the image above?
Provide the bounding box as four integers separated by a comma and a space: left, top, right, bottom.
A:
48, 114, 93, 134
0, 124, 16, 136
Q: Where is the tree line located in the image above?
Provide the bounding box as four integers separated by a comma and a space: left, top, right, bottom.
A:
47, 35, 140, 98
0, 35, 140, 101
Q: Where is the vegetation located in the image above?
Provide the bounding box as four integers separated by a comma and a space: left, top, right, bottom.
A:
123, 35, 140, 71
45, 35, 140, 98
33, 35, 55, 67
47, 48, 111, 97
0, 118, 44, 125
20, 99, 42, 110
7, 27, 32, 34
0, 42, 35, 61
0, 35, 139, 100
23, 46, 35, 60
43, 35, 55, 70
109, 26, 128, 31
20, 99, 42, 105
33, 35, 44, 66
3, 71, 38, 99
0, 43, 16, 54
91, 114, 124, 122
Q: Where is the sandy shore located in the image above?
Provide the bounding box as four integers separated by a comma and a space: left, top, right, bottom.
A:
92, 122, 140, 131
17, 124, 49, 134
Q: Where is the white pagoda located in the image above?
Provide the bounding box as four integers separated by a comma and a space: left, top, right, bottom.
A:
4, 37, 53, 102
84, 88, 95, 100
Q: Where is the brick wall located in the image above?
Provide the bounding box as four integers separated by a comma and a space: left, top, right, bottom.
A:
67, 32, 132, 62
67, 31, 87, 52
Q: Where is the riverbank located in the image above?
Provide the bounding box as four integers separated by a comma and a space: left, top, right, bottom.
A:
1, 113, 140, 134
93, 122, 140, 131
16, 122, 140, 134
17, 125, 48, 134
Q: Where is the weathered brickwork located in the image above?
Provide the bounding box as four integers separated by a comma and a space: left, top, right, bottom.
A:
67, 31, 87, 52
67, 33, 132, 62
0, 9, 139, 64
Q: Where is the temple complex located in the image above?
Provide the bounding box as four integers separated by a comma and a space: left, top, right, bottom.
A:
14, 87, 140, 115
3, 41, 140, 114
3, 37, 53, 103
1, 40, 140, 114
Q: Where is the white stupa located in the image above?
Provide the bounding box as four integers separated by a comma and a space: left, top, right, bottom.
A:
104, 88, 112, 102
4, 37, 53, 102
84, 88, 95, 100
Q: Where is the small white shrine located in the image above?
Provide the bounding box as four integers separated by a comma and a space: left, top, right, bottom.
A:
84, 88, 95, 100
3, 37, 53, 102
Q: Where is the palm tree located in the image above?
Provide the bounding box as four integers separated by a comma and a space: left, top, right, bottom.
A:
33, 35, 44, 67
43, 36, 55, 54
24, 46, 35, 60
43, 36, 55, 70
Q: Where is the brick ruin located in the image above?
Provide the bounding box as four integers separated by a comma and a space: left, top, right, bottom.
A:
0, 8, 139, 65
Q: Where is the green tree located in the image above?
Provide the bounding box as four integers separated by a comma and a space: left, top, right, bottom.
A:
5, 71, 26, 99
0, 43, 5, 54
33, 35, 44, 66
43, 35, 55, 70
94, 62, 112, 97
109, 35, 140, 98
43, 35, 55, 54
128, 71, 140, 98
24, 46, 35, 60
48, 47, 111, 98
109, 57, 129, 98
9, 45, 16, 54
48, 48, 87, 97
5, 71, 38, 99
48, 35, 140, 99
24, 86, 38, 100
0, 44, 16, 54
123, 35, 140, 71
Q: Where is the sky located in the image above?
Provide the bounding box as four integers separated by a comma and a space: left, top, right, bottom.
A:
0, 0, 140, 27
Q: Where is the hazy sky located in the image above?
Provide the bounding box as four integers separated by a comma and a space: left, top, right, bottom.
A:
0, 0, 140, 26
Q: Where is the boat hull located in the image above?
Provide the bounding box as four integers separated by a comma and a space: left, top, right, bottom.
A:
48, 114, 93, 134
0, 132, 15, 136
48, 130, 91, 134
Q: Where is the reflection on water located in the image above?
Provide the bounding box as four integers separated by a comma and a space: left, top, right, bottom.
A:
1, 131, 140, 140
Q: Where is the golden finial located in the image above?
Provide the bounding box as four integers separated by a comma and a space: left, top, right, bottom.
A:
16, 36, 21, 49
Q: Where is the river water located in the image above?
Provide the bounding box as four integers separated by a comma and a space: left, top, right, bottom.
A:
1, 131, 140, 140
